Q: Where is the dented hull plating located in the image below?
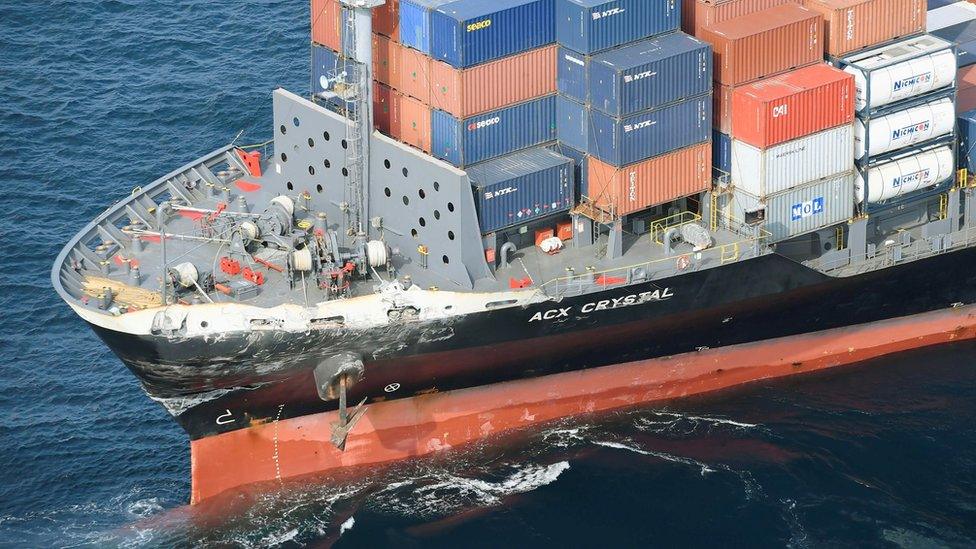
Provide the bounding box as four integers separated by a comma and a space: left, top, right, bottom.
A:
90, 246, 976, 447
188, 301, 976, 503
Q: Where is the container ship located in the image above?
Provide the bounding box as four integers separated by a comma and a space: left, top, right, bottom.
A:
53, 0, 976, 504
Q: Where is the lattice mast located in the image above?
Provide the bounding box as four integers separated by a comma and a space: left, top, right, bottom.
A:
340, 0, 385, 241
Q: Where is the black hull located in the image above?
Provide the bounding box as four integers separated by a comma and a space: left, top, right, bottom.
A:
90, 248, 976, 440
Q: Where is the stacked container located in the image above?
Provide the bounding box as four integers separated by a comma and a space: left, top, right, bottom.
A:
929, 2, 976, 112
837, 34, 958, 211
553, 3, 715, 217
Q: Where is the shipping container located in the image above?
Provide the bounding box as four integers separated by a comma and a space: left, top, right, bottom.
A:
429, 45, 557, 118
928, 1, 976, 34
957, 108, 976, 172
399, 0, 452, 54
930, 9, 976, 43
372, 34, 400, 89
390, 89, 433, 152
556, 94, 712, 167
713, 130, 732, 174
855, 143, 955, 204
374, 0, 401, 40
698, 3, 823, 86
731, 124, 855, 196
554, 0, 679, 55
731, 63, 854, 149
397, 40, 432, 103
957, 39, 976, 68
550, 142, 588, 195
586, 142, 712, 216
838, 34, 955, 113
802, 0, 925, 57
727, 171, 855, 242
312, 0, 342, 52
430, 0, 555, 69
713, 83, 734, 134
375, 83, 394, 135
557, 47, 589, 103
682, 0, 798, 37
855, 95, 955, 159
960, 85, 976, 112
431, 95, 557, 167
469, 147, 574, 233
587, 32, 713, 117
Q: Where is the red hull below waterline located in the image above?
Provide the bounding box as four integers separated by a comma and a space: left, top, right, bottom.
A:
190, 304, 976, 504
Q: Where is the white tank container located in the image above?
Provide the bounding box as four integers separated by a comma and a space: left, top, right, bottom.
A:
855, 146, 955, 204
842, 36, 956, 112
731, 124, 854, 197
854, 97, 956, 158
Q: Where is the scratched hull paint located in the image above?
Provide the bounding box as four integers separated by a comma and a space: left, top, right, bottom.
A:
89, 245, 976, 452
189, 301, 976, 503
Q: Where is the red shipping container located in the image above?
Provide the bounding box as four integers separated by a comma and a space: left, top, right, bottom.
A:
731, 63, 854, 148
587, 143, 711, 216
372, 34, 400, 88
311, 0, 341, 51
373, 0, 400, 41
390, 90, 432, 153
958, 87, 976, 114
714, 84, 734, 134
699, 4, 823, 86
397, 41, 432, 103
428, 45, 557, 118
682, 0, 799, 37
959, 64, 976, 90
374, 83, 393, 135
802, 0, 925, 57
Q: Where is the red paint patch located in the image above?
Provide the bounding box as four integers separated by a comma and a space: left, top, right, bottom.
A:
178, 210, 205, 221
594, 275, 626, 286
113, 254, 126, 266
235, 179, 262, 193
140, 235, 161, 243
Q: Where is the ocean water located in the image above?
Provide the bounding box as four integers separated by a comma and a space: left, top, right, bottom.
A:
2, 1, 976, 547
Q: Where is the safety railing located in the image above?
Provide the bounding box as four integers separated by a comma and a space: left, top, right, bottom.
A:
538, 218, 771, 299
812, 223, 976, 276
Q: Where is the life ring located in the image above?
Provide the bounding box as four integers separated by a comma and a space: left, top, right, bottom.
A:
676, 255, 691, 271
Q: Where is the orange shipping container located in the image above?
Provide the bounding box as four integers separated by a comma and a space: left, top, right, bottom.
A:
699, 4, 823, 86
731, 63, 854, 148
390, 90, 432, 153
311, 0, 341, 52
682, 0, 799, 37
372, 34, 400, 88
397, 42, 432, 103
428, 45, 557, 118
586, 143, 711, 216
802, 0, 925, 57
373, 0, 400, 41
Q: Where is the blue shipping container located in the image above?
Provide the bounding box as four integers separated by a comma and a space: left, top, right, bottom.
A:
712, 130, 731, 175
432, 95, 557, 167
399, 0, 453, 55
469, 147, 574, 233
557, 46, 589, 103
554, 0, 679, 55
548, 141, 588, 196
931, 18, 976, 45
958, 39, 976, 68
959, 110, 976, 173
312, 45, 360, 110
588, 32, 711, 117
430, 0, 555, 69
556, 94, 711, 166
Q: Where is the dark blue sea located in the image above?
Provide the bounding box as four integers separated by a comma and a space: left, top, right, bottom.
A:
3, 2, 976, 547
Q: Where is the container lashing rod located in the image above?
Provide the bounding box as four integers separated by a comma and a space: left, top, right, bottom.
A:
331, 375, 367, 450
